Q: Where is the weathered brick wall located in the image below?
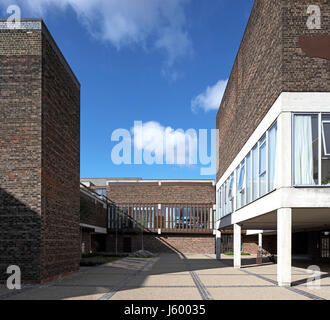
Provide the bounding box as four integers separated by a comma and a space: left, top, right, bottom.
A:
107, 182, 215, 205
0, 29, 43, 282
0, 21, 80, 283
40, 22, 80, 282
106, 233, 215, 254
282, 0, 330, 92
80, 192, 107, 229
242, 235, 277, 255
216, 0, 330, 181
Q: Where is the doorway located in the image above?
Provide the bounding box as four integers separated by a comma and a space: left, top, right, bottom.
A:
320, 232, 330, 260
123, 237, 132, 253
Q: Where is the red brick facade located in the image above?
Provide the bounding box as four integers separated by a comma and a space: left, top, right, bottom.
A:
0, 20, 80, 283
104, 180, 216, 254
107, 234, 215, 255
107, 181, 215, 205
216, 0, 330, 181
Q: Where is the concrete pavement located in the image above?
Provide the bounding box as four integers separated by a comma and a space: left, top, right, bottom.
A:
0, 253, 329, 300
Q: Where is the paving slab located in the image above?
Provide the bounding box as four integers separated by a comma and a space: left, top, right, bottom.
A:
111, 287, 202, 300
126, 275, 195, 287
2, 254, 328, 300
6, 285, 109, 300
208, 287, 311, 300
200, 274, 273, 286
293, 286, 330, 300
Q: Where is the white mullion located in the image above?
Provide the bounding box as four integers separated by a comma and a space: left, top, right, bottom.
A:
266, 130, 269, 193
250, 151, 253, 203
318, 113, 322, 186
257, 142, 260, 199
233, 171, 237, 213
244, 157, 247, 206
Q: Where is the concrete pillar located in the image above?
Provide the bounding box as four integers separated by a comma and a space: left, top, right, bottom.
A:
256, 232, 263, 264
277, 208, 292, 287
234, 224, 241, 268
258, 233, 263, 250
216, 230, 221, 260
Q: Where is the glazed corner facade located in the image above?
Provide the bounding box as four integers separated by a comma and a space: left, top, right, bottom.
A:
215, 0, 330, 286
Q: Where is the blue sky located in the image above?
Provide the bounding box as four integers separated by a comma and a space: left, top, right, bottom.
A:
2, 0, 254, 180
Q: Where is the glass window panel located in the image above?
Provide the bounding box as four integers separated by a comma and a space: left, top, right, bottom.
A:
259, 137, 266, 175
322, 121, 330, 156
294, 114, 318, 185
228, 175, 234, 200
236, 167, 241, 210
246, 153, 252, 204
259, 173, 267, 197
268, 122, 277, 191
238, 163, 245, 191
322, 115, 330, 185
252, 145, 258, 201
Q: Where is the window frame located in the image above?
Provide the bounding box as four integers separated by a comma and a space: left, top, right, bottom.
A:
217, 120, 278, 219
238, 161, 246, 193
291, 112, 330, 187
258, 136, 267, 177
228, 174, 234, 201
321, 120, 330, 157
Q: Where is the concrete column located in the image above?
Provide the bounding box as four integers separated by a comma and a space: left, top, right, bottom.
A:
234, 224, 241, 268
256, 232, 263, 264
216, 230, 221, 260
258, 233, 263, 250
277, 208, 292, 287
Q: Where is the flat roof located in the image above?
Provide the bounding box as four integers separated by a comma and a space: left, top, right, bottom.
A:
80, 178, 215, 186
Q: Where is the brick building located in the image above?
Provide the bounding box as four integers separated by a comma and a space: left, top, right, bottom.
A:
81, 178, 217, 254
215, 0, 330, 286
0, 19, 80, 283
80, 184, 109, 254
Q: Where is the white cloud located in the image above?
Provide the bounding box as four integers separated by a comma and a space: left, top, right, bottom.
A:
131, 121, 197, 165
191, 79, 228, 113
3, 0, 192, 70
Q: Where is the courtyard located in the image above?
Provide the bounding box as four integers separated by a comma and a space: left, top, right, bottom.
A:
1, 254, 329, 300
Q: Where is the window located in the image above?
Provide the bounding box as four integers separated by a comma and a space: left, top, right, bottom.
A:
259, 135, 267, 196
322, 121, 330, 156
238, 162, 245, 191
322, 114, 330, 185
228, 174, 234, 200
236, 160, 246, 210
252, 145, 258, 201
246, 152, 252, 203
217, 120, 277, 219
293, 114, 319, 185
218, 188, 222, 219
96, 188, 106, 198
268, 122, 277, 191
227, 174, 234, 214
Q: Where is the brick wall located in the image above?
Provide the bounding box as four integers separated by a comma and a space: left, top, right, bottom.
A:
80, 192, 108, 229
40, 22, 80, 281
216, 0, 330, 181
0, 21, 80, 283
0, 28, 43, 282
106, 233, 215, 254
242, 235, 277, 255
107, 182, 215, 205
